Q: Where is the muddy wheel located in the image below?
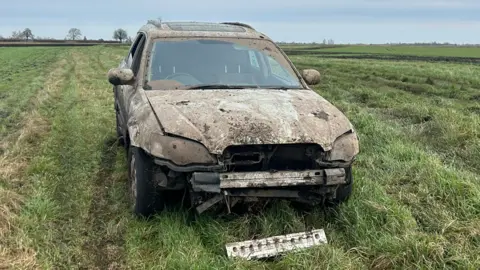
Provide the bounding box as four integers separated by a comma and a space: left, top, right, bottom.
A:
331, 167, 353, 204
128, 146, 164, 217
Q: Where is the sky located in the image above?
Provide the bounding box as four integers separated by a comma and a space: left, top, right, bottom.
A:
0, 0, 479, 44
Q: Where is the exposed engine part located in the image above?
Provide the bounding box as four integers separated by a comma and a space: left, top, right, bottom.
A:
195, 194, 223, 214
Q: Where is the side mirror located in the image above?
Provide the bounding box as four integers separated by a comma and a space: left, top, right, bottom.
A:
107, 68, 135, 86
301, 69, 321, 85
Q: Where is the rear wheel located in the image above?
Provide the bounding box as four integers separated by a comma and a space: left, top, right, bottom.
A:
128, 146, 164, 217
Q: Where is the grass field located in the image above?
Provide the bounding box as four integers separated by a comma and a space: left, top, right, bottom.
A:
1, 45, 479, 269
281, 45, 480, 64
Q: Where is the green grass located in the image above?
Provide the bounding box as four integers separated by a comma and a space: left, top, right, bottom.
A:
0, 47, 70, 268
1, 45, 479, 269
0, 47, 66, 140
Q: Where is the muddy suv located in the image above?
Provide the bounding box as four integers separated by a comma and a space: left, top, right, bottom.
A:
107, 21, 359, 217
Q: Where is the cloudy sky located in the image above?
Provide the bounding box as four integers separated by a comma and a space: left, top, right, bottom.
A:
0, 0, 478, 44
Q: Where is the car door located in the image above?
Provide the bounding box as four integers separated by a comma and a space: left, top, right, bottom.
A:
115, 33, 146, 133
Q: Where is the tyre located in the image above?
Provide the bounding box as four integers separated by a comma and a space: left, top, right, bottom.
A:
330, 166, 353, 204
128, 146, 164, 217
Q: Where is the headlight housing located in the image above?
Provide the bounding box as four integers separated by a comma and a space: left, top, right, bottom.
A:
326, 130, 359, 162
149, 135, 217, 165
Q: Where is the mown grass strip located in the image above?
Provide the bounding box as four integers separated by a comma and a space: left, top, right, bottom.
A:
0, 49, 70, 269
15, 47, 130, 269
0, 48, 67, 140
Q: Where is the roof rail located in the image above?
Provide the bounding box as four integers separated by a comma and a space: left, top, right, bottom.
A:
146, 19, 163, 28
221, 22, 255, 30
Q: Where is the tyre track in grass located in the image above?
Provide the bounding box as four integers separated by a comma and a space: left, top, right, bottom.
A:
18, 50, 90, 268
80, 137, 129, 270
73, 47, 130, 270
16, 47, 129, 269
80, 45, 133, 270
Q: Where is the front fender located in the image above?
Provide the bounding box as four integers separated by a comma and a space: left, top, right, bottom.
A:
127, 95, 216, 165
326, 130, 359, 162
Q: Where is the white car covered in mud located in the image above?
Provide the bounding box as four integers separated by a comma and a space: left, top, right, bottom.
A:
107, 21, 359, 222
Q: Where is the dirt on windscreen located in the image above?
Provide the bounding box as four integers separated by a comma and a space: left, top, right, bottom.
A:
144, 37, 300, 90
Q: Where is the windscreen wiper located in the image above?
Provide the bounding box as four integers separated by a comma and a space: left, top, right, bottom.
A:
186, 84, 259, 90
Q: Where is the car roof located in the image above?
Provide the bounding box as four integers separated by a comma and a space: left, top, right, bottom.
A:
138, 21, 271, 40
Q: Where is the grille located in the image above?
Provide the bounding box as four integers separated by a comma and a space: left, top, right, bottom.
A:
221, 144, 323, 172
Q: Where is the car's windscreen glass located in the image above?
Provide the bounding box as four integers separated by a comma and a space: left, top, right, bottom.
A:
145, 38, 303, 90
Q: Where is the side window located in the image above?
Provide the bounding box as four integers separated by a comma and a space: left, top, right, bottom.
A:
267, 56, 299, 86
131, 36, 146, 75
267, 56, 291, 78
247, 50, 269, 78
125, 34, 145, 68
248, 50, 260, 70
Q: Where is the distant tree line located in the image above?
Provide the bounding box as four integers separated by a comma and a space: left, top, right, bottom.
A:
10, 28, 34, 41
0, 17, 167, 45
323, 39, 335, 45
383, 42, 479, 47
1, 27, 133, 45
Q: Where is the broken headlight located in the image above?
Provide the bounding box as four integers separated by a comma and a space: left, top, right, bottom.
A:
150, 135, 217, 165
326, 130, 359, 162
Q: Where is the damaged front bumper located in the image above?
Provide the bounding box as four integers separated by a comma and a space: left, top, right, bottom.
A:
152, 160, 342, 259
191, 168, 346, 192
189, 168, 348, 214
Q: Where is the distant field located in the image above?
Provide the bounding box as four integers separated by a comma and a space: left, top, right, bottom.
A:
282, 44, 480, 57
0, 42, 125, 47
281, 45, 480, 63
1, 45, 479, 269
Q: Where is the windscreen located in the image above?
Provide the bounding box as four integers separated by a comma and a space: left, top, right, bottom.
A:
145, 38, 304, 90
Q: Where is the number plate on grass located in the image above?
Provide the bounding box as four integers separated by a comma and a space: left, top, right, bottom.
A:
225, 229, 327, 260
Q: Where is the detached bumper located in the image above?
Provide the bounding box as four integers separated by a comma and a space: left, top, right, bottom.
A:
226, 229, 328, 260
191, 168, 347, 193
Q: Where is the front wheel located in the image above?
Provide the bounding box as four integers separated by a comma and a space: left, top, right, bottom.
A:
128, 146, 164, 217
330, 166, 353, 205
